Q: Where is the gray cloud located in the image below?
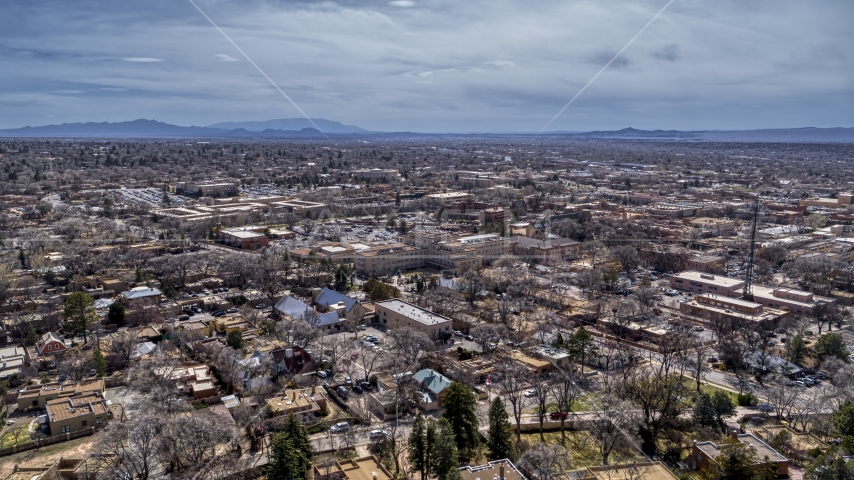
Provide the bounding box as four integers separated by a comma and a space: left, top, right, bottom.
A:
0, 0, 851, 131
652, 43, 680, 62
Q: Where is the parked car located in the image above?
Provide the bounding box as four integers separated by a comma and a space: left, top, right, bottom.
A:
757, 404, 776, 412
227, 307, 238, 313
351, 385, 364, 393
330, 422, 349, 433
255, 304, 267, 310
317, 371, 329, 378
360, 381, 373, 391
345, 376, 352, 385
369, 430, 387, 440
695, 326, 704, 332
524, 389, 537, 397
549, 411, 568, 420
336, 386, 349, 397
465, 335, 474, 341
211, 310, 225, 317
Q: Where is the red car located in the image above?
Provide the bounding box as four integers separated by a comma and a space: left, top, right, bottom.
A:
549, 411, 568, 420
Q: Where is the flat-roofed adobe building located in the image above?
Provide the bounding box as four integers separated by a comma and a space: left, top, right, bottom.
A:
692, 433, 788, 476
671, 270, 834, 315
375, 299, 452, 339
45, 391, 110, 435
669, 271, 744, 297
581, 462, 679, 480
458, 460, 526, 480
314, 456, 393, 480
218, 226, 269, 250
751, 285, 834, 316
680, 294, 788, 327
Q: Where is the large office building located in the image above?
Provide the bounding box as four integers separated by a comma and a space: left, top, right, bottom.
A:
375, 299, 452, 339
670, 271, 833, 315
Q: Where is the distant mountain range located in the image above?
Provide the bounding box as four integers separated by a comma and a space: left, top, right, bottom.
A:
0, 119, 852, 143
206, 118, 372, 134
0, 119, 356, 138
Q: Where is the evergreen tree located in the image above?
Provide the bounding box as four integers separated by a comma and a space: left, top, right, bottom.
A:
227, 330, 245, 350
62, 292, 97, 343
160, 277, 177, 299
93, 349, 107, 377
805, 449, 854, 480
107, 301, 126, 326
431, 418, 460, 480
567, 327, 598, 373
267, 434, 301, 480
786, 335, 807, 366
409, 412, 428, 480
268, 414, 314, 480
693, 393, 718, 428
441, 382, 480, 458
487, 396, 513, 460
814, 333, 849, 363
711, 390, 736, 425
24, 323, 38, 347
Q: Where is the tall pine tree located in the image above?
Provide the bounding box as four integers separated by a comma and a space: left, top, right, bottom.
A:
432, 418, 460, 480
487, 397, 514, 460
267, 414, 314, 480
440, 382, 480, 459
409, 412, 428, 480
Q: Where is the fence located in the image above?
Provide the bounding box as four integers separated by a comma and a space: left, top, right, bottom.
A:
104, 376, 125, 388
0, 427, 95, 457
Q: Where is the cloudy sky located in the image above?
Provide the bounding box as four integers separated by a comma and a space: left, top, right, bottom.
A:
1, 0, 852, 132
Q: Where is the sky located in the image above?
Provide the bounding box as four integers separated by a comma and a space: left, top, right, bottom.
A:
1, 0, 852, 133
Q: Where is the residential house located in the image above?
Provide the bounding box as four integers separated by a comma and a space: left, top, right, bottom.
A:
458, 460, 526, 480
266, 386, 328, 423
313, 457, 393, 480
581, 462, 679, 480
692, 433, 789, 476
411, 369, 452, 411
3, 465, 57, 480
35, 332, 67, 358
0, 344, 27, 380
274, 295, 342, 330
45, 391, 110, 435
119, 287, 162, 308
270, 345, 314, 376
313, 288, 368, 322
17, 379, 105, 410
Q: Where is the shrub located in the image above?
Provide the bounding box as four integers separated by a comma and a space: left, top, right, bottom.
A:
737, 392, 758, 407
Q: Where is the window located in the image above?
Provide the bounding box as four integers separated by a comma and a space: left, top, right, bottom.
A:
61, 425, 70, 433
96, 417, 103, 425
47, 344, 52, 351
82, 420, 87, 427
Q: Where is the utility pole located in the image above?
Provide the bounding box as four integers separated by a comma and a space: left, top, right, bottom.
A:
742, 198, 760, 300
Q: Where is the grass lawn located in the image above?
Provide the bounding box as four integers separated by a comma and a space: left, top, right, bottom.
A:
681, 377, 739, 406
525, 392, 603, 415
519, 431, 644, 470
0, 423, 35, 448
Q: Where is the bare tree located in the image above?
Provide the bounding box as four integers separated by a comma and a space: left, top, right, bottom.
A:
58, 348, 94, 383
552, 370, 583, 446
588, 395, 634, 465
497, 362, 528, 441
518, 442, 570, 480
388, 327, 432, 365
94, 411, 163, 480
533, 376, 555, 442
